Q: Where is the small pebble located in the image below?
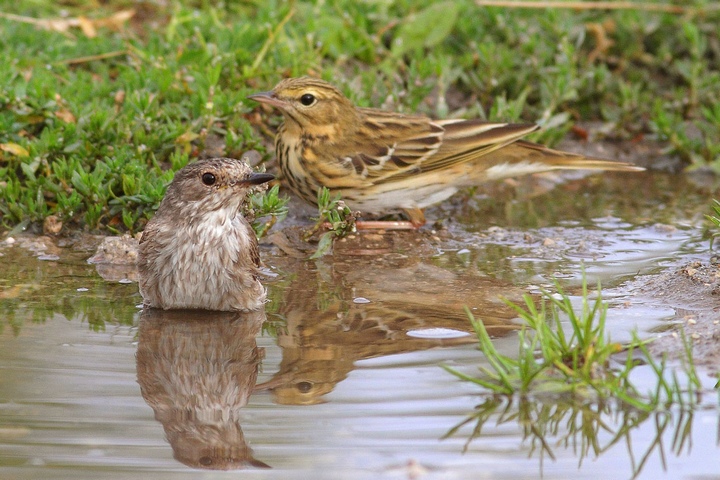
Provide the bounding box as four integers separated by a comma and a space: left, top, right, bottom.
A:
259, 267, 279, 278
353, 297, 371, 304
37, 254, 60, 261
77, 288, 89, 292
43, 215, 63, 235
5, 237, 15, 244
654, 223, 677, 234
384, 459, 429, 477
457, 248, 470, 255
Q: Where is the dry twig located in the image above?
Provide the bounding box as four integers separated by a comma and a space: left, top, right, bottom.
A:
474, 1, 717, 14
0, 10, 135, 38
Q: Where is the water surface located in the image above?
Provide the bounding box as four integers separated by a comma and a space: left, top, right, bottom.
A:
1, 171, 718, 479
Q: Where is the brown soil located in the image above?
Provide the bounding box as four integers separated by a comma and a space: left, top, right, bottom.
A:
629, 258, 720, 374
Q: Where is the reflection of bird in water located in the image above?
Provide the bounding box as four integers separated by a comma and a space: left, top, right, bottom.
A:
258, 252, 523, 405
136, 308, 269, 470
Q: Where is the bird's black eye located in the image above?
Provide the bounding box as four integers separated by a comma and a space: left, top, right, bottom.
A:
300, 93, 316, 106
296, 381, 313, 393
201, 172, 216, 186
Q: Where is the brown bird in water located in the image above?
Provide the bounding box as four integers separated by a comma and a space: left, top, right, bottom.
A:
138, 157, 274, 311
248, 77, 644, 227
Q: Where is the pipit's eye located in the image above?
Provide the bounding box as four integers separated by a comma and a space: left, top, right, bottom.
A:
300, 93, 316, 106
201, 172, 216, 186
296, 381, 313, 393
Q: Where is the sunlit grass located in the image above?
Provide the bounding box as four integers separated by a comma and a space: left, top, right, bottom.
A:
705, 199, 720, 249
247, 184, 289, 238
444, 274, 707, 478
444, 276, 701, 411
306, 187, 359, 259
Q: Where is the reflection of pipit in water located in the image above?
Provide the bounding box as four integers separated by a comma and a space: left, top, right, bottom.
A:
257, 256, 521, 405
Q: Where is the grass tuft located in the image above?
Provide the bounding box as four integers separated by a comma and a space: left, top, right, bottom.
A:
444, 274, 701, 411
306, 187, 359, 259
444, 273, 706, 477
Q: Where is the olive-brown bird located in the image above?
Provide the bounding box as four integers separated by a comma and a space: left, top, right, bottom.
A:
248, 77, 643, 227
138, 157, 274, 312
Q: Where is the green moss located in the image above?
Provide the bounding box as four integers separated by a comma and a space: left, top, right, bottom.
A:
0, 1, 718, 232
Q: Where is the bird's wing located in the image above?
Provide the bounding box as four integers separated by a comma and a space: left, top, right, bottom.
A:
137, 220, 159, 267
138, 222, 157, 247
243, 221, 262, 269
423, 119, 539, 171
346, 109, 538, 183
338, 109, 443, 181
136, 219, 162, 301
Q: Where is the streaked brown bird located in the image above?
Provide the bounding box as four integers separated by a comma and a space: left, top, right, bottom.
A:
248, 77, 644, 227
138, 157, 274, 312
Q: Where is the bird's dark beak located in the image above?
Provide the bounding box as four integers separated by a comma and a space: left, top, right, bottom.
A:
246, 172, 275, 186
247, 91, 286, 109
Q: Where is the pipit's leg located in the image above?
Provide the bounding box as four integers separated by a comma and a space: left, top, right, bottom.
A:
352, 208, 426, 230
353, 220, 418, 230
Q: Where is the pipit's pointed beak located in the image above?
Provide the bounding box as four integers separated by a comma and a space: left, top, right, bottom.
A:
247, 91, 286, 109
246, 172, 275, 186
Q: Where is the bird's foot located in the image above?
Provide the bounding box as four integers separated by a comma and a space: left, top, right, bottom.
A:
354, 220, 420, 230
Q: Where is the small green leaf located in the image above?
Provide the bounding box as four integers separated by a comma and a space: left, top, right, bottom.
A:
391, 2, 460, 56
309, 231, 334, 259
207, 63, 222, 87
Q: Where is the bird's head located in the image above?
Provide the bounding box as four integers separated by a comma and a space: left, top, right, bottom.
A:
159, 157, 274, 219
248, 77, 358, 134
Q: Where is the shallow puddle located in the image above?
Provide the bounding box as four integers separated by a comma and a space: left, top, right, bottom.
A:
1, 171, 719, 479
